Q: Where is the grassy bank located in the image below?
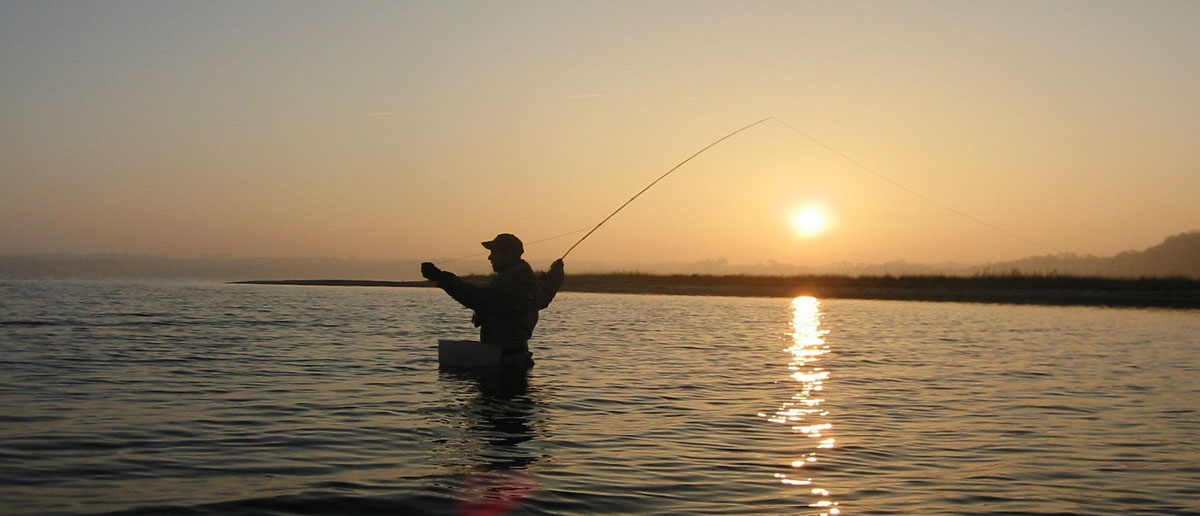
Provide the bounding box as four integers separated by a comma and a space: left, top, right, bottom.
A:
555, 273, 1199, 308
235, 273, 1200, 309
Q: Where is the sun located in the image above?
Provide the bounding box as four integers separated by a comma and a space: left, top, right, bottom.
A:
791, 208, 827, 236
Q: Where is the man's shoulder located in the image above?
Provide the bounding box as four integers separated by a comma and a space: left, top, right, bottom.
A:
490, 261, 535, 285
501, 260, 535, 276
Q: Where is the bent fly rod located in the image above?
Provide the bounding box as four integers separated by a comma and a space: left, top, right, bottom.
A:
435, 117, 776, 265
559, 117, 778, 259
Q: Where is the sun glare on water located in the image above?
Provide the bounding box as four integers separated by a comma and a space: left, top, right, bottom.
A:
791, 208, 827, 236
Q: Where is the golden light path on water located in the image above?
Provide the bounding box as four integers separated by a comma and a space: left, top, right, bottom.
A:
761, 296, 839, 515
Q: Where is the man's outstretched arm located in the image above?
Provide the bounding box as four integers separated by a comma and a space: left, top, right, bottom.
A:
421, 262, 485, 311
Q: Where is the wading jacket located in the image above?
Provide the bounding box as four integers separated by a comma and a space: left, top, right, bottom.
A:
432, 260, 564, 355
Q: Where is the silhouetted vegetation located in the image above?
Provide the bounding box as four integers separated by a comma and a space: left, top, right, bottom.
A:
238, 272, 1199, 308
562, 271, 1198, 291
548, 272, 1199, 308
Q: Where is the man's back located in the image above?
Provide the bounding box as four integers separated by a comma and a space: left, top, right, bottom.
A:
421, 233, 564, 369
426, 259, 563, 354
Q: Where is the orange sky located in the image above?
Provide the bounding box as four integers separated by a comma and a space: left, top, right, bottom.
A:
2, 1, 1197, 268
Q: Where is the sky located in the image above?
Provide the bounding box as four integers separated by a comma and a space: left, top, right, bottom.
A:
2, 1, 1198, 269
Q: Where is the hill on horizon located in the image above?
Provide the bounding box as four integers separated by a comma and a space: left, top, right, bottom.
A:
973, 231, 1200, 278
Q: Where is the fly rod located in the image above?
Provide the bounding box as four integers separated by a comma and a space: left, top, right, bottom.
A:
559, 117, 777, 259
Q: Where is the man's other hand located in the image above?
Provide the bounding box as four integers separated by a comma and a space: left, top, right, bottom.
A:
420, 262, 441, 281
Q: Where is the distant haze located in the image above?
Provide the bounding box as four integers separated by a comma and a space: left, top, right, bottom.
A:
3, 2, 1198, 266
2, 231, 1196, 281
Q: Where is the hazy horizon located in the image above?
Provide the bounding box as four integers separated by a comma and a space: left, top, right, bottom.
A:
3, 228, 1197, 281
4, 2, 1198, 266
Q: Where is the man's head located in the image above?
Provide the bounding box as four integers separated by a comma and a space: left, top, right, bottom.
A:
481, 233, 523, 272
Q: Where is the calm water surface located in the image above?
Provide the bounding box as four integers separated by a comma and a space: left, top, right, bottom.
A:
1, 280, 1197, 515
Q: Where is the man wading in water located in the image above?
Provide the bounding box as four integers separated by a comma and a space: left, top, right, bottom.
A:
421, 234, 565, 369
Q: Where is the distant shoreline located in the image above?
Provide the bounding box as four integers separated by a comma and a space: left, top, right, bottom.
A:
233, 274, 1200, 309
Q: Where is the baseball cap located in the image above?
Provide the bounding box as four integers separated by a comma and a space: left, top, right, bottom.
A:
481, 233, 524, 255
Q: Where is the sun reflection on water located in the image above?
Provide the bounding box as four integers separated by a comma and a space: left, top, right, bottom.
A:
761, 296, 840, 515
